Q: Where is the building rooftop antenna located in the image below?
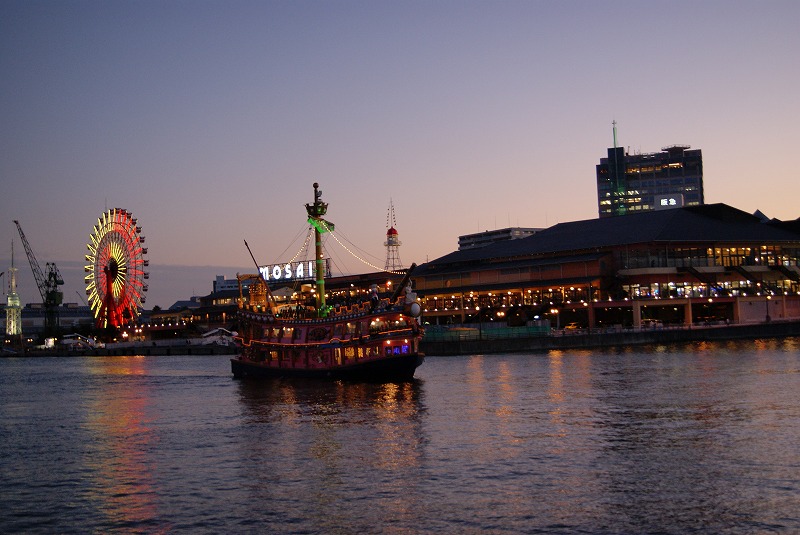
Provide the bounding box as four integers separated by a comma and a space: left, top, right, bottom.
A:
612, 120, 618, 149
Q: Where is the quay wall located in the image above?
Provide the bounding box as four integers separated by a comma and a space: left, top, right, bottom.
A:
12, 343, 237, 358
420, 321, 800, 356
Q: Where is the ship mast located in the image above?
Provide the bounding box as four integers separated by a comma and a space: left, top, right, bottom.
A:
305, 182, 334, 317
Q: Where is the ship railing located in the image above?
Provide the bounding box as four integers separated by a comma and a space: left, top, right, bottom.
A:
330, 299, 397, 317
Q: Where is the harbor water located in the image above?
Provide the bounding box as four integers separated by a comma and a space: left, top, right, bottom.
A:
1, 340, 799, 533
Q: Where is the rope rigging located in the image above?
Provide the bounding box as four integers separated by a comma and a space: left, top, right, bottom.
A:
320, 221, 405, 275
267, 222, 407, 278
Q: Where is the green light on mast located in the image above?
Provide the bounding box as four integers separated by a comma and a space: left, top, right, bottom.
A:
305, 183, 334, 317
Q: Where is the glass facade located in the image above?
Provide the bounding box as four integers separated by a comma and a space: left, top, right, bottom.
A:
616, 245, 800, 269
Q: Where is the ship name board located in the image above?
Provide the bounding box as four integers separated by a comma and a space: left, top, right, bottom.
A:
259, 260, 329, 282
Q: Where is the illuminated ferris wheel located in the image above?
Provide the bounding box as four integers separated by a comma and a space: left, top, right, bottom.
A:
85, 208, 149, 329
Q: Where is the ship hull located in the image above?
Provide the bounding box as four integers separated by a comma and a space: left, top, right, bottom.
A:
231, 352, 424, 382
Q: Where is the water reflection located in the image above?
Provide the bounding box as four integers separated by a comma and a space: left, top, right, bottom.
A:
235, 378, 425, 531
591, 341, 799, 532
2, 342, 797, 533
82, 356, 166, 532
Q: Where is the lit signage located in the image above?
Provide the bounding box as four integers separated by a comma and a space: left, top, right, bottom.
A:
655, 193, 684, 210
259, 260, 331, 282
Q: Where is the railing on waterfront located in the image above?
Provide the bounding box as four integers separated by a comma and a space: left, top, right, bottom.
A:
423, 318, 796, 343
105, 337, 236, 350
423, 324, 549, 341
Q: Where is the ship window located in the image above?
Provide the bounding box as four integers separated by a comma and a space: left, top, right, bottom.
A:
371, 318, 387, 333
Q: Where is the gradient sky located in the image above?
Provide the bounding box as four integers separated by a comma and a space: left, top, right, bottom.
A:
1, 0, 798, 310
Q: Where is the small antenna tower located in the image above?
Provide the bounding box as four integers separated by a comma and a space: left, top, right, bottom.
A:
384, 199, 404, 271
612, 119, 618, 148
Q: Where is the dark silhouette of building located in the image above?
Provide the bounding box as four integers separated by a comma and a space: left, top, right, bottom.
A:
458, 227, 542, 251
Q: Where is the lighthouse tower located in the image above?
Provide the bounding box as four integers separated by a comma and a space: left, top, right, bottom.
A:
384, 200, 404, 271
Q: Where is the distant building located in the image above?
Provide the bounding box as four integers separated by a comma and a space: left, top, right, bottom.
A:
458, 228, 542, 251
214, 275, 246, 293
1, 303, 94, 339
596, 125, 704, 218
167, 298, 202, 311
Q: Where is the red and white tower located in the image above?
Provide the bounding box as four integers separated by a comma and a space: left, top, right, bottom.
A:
384, 199, 404, 271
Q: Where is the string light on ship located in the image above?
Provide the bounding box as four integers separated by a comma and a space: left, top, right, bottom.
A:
287, 229, 314, 264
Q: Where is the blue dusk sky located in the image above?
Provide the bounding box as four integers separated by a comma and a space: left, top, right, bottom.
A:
1, 0, 798, 309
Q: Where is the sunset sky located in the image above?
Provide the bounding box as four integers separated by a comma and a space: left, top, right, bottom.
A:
1, 0, 798, 309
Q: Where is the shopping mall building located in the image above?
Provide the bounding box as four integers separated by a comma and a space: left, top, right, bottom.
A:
410, 204, 800, 329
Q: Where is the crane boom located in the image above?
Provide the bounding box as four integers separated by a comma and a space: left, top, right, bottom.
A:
14, 220, 47, 303
75, 290, 88, 306
13, 220, 64, 336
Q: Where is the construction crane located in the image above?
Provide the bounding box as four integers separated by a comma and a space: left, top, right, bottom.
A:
13, 220, 64, 337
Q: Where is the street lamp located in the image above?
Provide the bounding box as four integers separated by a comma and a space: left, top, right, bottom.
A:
550, 308, 560, 330
766, 295, 771, 323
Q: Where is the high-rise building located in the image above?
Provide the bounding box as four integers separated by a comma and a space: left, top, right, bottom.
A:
596, 123, 704, 218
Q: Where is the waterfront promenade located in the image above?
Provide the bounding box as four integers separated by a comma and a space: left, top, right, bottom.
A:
421, 319, 800, 356
8, 320, 799, 358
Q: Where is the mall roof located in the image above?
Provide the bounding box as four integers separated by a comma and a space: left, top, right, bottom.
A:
421, 204, 800, 271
